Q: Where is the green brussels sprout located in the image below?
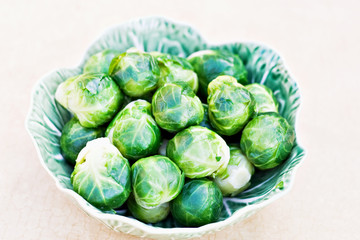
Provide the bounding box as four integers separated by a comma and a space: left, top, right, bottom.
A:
127, 194, 170, 223
199, 103, 214, 131
55, 73, 123, 128
240, 112, 295, 170
170, 179, 223, 227
187, 49, 248, 97
109, 49, 161, 97
131, 155, 184, 209
60, 117, 104, 165
166, 126, 230, 178
207, 75, 255, 136
105, 100, 161, 161
245, 83, 279, 114
71, 138, 131, 210
213, 145, 255, 196
83, 49, 121, 74
152, 84, 204, 133
150, 52, 199, 93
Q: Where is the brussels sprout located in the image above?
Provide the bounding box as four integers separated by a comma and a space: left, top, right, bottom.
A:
127, 194, 170, 223
187, 49, 248, 97
240, 112, 295, 170
245, 83, 279, 114
152, 84, 204, 133
150, 52, 199, 93
198, 103, 214, 130
71, 138, 131, 210
55, 73, 123, 128
83, 49, 121, 74
207, 76, 255, 136
109, 49, 160, 97
131, 155, 184, 209
106, 100, 161, 161
170, 179, 223, 227
213, 145, 255, 196
166, 126, 230, 178
60, 117, 104, 165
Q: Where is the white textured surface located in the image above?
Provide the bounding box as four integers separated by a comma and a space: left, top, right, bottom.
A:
1, 0, 359, 239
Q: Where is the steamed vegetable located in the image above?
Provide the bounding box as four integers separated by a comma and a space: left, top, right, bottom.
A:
213, 145, 254, 196
171, 179, 223, 227
151, 52, 198, 93
240, 112, 295, 170
131, 155, 184, 209
166, 126, 230, 178
55, 73, 123, 128
152, 84, 204, 133
109, 49, 161, 97
106, 100, 161, 161
245, 83, 279, 114
127, 194, 170, 223
207, 75, 255, 136
71, 138, 131, 210
187, 49, 247, 97
83, 49, 121, 74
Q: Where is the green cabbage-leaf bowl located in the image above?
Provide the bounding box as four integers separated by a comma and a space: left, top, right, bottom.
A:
26, 17, 305, 239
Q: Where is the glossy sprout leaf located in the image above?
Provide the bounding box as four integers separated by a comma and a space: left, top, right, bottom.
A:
71, 138, 131, 210
131, 155, 184, 209
152, 84, 204, 133
151, 52, 199, 93
214, 145, 255, 196
245, 83, 279, 114
83, 49, 122, 74
127, 194, 170, 223
109, 49, 161, 97
60, 117, 104, 165
170, 179, 223, 227
166, 126, 230, 178
207, 75, 255, 136
240, 112, 295, 170
55, 73, 123, 128
106, 100, 161, 161
187, 49, 248, 97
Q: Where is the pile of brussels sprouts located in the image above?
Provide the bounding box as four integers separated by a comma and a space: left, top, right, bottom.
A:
55, 48, 295, 227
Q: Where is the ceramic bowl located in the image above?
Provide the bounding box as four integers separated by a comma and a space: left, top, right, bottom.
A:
26, 17, 305, 239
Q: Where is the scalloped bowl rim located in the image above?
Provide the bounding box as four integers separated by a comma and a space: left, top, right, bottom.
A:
25, 17, 305, 238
